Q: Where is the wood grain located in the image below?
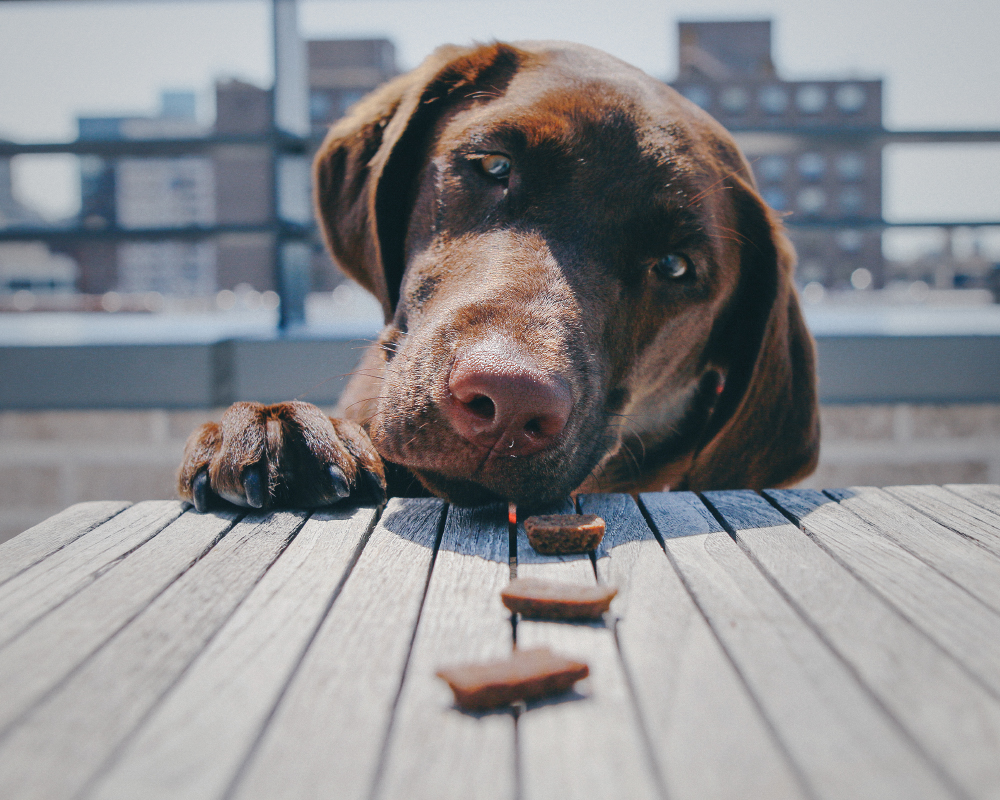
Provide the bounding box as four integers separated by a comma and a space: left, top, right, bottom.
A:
0, 507, 240, 735
0, 501, 184, 649
715, 489, 1000, 799
374, 503, 516, 800
825, 486, 1000, 616
944, 484, 1000, 515
887, 484, 1000, 560
0, 510, 306, 800
649, 490, 952, 800
515, 501, 662, 800
0, 501, 131, 586
85, 505, 378, 800
584, 492, 806, 800
229, 498, 444, 800
768, 489, 1000, 703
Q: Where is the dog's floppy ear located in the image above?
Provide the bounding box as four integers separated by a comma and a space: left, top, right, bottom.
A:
684, 178, 820, 490
313, 43, 524, 321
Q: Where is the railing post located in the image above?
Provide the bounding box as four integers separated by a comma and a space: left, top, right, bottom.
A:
271, 0, 310, 331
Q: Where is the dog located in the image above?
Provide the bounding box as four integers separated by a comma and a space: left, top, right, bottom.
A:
178, 41, 819, 513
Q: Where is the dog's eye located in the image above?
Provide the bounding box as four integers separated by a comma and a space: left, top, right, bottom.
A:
479, 154, 512, 180
652, 254, 690, 280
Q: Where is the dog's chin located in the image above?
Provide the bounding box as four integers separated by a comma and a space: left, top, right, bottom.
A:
410, 468, 580, 510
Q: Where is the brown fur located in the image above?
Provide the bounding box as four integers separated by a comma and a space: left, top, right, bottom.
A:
178, 41, 819, 512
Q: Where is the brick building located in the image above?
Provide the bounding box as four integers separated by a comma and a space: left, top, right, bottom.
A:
670, 20, 885, 289
73, 39, 398, 298
307, 38, 397, 136
75, 92, 215, 296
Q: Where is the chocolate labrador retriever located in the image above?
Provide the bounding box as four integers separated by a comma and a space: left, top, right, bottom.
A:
178, 41, 819, 512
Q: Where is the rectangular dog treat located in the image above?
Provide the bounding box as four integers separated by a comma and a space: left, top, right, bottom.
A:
523, 514, 605, 554
436, 647, 589, 711
501, 577, 617, 620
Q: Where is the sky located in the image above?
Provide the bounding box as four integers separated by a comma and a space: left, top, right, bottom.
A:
1, 0, 998, 224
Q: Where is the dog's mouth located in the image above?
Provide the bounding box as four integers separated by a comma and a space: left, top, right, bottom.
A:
371, 398, 618, 507
403, 444, 608, 508
368, 308, 615, 505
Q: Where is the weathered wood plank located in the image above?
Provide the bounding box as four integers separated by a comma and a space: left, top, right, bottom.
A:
767, 489, 1000, 704
0, 501, 184, 649
228, 498, 444, 800
825, 486, 1000, 616
515, 501, 662, 800
0, 510, 306, 800
715, 489, 1000, 799
943, 484, 1000, 516
85, 505, 378, 800
887, 484, 1000, 560
0, 501, 131, 586
374, 503, 516, 800
647, 491, 952, 800
584, 492, 806, 800
0, 507, 240, 736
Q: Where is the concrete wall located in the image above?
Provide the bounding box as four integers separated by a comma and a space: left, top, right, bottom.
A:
2, 403, 999, 544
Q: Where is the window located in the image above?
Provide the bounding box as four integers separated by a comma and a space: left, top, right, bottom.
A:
758, 155, 788, 183
680, 85, 711, 110
759, 85, 789, 114
795, 85, 827, 114
762, 188, 788, 211
797, 187, 827, 215
836, 152, 866, 181
838, 187, 865, 215
797, 152, 826, 181
719, 86, 749, 113
835, 84, 867, 113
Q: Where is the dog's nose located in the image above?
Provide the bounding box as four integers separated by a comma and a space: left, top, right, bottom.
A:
447, 345, 572, 456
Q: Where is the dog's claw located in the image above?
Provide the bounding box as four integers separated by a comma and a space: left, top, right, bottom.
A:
360, 468, 387, 504
242, 465, 266, 509
192, 470, 211, 514
327, 464, 351, 499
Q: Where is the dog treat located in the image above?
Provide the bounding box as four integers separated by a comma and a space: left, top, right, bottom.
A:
437, 647, 589, 712
501, 577, 617, 620
523, 514, 606, 554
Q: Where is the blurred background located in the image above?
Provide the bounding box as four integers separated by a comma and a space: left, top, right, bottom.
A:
2, 0, 999, 540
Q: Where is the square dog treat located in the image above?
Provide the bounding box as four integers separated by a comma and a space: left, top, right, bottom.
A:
501, 577, 617, 620
523, 514, 605, 554
436, 647, 589, 712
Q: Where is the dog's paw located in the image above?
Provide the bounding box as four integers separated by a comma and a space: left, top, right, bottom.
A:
177, 401, 386, 512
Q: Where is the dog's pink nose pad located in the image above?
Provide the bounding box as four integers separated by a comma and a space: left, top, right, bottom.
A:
447, 349, 572, 456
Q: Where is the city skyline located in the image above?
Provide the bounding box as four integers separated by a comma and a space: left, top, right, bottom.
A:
1, 0, 998, 227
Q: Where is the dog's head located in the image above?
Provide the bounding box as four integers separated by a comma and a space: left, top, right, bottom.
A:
314, 41, 819, 506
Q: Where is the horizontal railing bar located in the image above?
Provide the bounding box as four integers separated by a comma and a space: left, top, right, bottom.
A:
3, 219, 998, 244
0, 222, 315, 243
1, 130, 998, 159
731, 128, 1000, 143
785, 219, 1000, 229
0, 133, 315, 158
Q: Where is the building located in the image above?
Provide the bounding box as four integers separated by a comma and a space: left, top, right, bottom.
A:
0, 149, 78, 296
75, 91, 216, 296
670, 20, 885, 289
213, 79, 276, 293
307, 38, 398, 137
306, 38, 400, 289
73, 39, 399, 301
211, 37, 400, 294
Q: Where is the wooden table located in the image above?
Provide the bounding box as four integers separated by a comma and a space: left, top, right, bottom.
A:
1, 485, 1000, 800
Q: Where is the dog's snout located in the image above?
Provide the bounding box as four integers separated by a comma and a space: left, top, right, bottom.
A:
447, 345, 572, 457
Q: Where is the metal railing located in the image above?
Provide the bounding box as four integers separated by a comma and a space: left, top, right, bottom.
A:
2, 1, 999, 326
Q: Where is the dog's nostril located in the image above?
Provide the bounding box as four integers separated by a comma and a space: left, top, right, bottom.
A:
523, 418, 543, 436
465, 395, 496, 420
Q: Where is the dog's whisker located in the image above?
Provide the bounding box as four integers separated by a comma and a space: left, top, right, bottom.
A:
341, 396, 382, 415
